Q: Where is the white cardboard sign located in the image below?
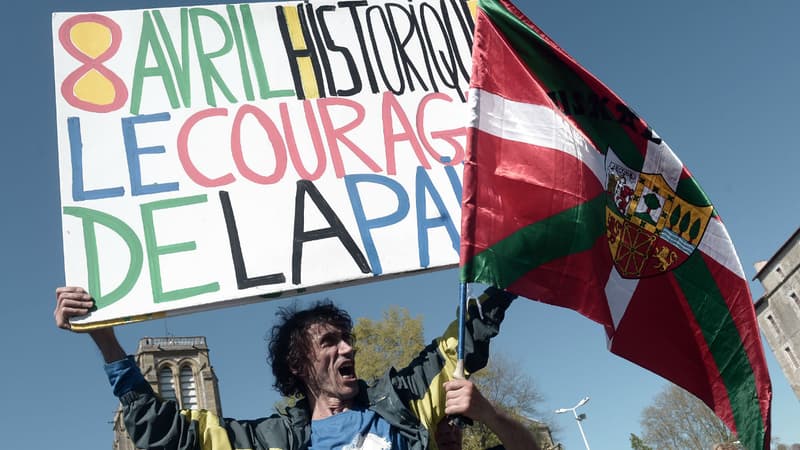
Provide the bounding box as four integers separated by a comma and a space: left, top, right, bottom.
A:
53, 0, 474, 327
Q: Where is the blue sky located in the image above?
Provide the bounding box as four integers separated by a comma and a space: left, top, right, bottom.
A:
1, 1, 799, 449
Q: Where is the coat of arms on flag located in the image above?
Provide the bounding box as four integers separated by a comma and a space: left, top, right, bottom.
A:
605, 148, 714, 278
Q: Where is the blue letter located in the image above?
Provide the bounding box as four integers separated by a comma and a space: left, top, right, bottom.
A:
344, 174, 409, 275
415, 166, 459, 267
69, 117, 125, 201
123, 112, 180, 196
440, 156, 463, 205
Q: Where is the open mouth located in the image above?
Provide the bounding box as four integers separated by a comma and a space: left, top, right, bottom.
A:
338, 362, 356, 379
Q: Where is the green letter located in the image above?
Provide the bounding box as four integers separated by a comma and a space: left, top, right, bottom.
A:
63, 207, 143, 309
130, 11, 180, 115
140, 194, 220, 302
152, 9, 192, 108
190, 8, 237, 107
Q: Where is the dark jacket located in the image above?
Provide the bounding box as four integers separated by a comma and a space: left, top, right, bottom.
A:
118, 287, 514, 450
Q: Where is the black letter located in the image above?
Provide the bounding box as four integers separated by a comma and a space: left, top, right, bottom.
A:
339, 1, 379, 93
292, 180, 371, 284
276, 5, 326, 99
219, 191, 286, 289
318, 4, 362, 96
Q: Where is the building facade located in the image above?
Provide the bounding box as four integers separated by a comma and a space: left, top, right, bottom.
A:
753, 227, 800, 401
113, 336, 222, 450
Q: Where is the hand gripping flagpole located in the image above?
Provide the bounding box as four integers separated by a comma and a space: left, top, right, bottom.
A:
448, 282, 472, 428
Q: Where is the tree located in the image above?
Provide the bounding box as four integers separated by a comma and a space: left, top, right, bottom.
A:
640, 384, 736, 449
630, 433, 653, 450
462, 354, 552, 450
353, 306, 425, 381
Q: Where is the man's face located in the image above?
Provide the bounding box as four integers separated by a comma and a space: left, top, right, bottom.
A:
303, 322, 359, 401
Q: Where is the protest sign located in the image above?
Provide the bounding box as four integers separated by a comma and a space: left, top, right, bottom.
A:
52, 0, 474, 327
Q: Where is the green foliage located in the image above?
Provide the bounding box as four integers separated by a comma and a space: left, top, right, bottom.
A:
353, 306, 425, 382
630, 433, 653, 450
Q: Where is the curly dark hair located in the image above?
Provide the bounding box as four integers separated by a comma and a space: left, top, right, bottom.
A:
268, 299, 353, 397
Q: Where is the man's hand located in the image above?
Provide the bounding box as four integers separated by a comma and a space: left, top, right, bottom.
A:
443, 378, 541, 450
54, 286, 125, 362
54, 286, 94, 331
444, 379, 494, 424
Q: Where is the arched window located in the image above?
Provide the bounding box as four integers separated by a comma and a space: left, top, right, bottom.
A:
158, 367, 176, 401
767, 315, 782, 336
786, 347, 800, 370
180, 366, 198, 409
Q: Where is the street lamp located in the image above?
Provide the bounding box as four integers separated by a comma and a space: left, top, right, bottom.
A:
555, 396, 591, 450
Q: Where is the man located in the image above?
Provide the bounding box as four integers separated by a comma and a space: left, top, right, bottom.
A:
54, 285, 515, 450
436, 379, 541, 450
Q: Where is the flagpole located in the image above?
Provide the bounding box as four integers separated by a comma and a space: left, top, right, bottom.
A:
455, 282, 467, 379
447, 282, 472, 428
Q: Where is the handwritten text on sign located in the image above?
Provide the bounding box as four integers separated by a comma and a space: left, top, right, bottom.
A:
53, 0, 475, 326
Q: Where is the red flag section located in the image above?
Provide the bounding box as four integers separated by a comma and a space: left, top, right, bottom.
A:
459, 0, 772, 448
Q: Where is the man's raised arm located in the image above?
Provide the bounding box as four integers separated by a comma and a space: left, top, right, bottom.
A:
54, 286, 126, 362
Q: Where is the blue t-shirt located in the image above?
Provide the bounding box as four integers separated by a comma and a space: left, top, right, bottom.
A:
309, 407, 407, 450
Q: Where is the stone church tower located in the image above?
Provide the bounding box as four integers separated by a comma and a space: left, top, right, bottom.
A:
112, 336, 222, 450
754, 227, 800, 402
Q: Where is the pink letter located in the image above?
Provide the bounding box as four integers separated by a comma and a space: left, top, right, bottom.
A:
417, 93, 465, 166
382, 92, 429, 175
178, 108, 234, 187
231, 104, 288, 185
281, 101, 327, 181
317, 97, 381, 178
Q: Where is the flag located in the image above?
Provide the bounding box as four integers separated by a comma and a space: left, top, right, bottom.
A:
459, 0, 772, 448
